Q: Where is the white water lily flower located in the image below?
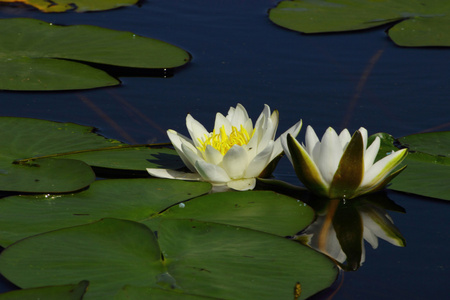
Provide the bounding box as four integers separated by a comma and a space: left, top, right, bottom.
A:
282, 126, 408, 199
147, 104, 302, 191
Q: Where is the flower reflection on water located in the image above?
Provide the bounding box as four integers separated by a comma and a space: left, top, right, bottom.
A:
293, 193, 406, 271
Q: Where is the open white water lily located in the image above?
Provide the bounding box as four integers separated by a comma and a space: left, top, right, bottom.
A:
147, 104, 302, 191
282, 126, 408, 199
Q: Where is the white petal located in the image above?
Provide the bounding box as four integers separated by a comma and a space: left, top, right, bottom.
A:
245, 140, 274, 178
358, 127, 368, 150
317, 127, 343, 185
214, 113, 232, 134
247, 111, 267, 158
253, 105, 270, 134
204, 145, 224, 165
246, 134, 260, 162
338, 129, 351, 150
364, 136, 380, 171
269, 109, 280, 139
167, 129, 196, 172
181, 142, 203, 170
186, 114, 209, 148
146, 168, 202, 181
256, 120, 275, 152
305, 125, 320, 157
195, 160, 230, 184
222, 145, 249, 179
361, 149, 407, 188
226, 106, 235, 121
272, 119, 302, 161
229, 103, 250, 127
281, 133, 293, 163
227, 178, 256, 191
243, 118, 253, 136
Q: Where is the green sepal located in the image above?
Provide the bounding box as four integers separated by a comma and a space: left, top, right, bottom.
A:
330, 130, 364, 199
286, 134, 328, 197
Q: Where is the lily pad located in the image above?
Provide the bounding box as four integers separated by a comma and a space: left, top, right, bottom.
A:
0, 0, 138, 13
397, 131, 450, 158
0, 18, 190, 90
0, 178, 212, 247
0, 218, 338, 299
150, 190, 314, 237
114, 286, 214, 300
371, 132, 450, 200
0, 281, 88, 300
0, 117, 183, 192
269, 0, 450, 47
58, 145, 183, 172
0, 181, 313, 247
0, 219, 165, 299
0, 158, 95, 193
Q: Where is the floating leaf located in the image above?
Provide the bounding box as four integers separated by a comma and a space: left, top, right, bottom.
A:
0, 219, 165, 299
0, 117, 183, 192
0, 178, 211, 247
269, 0, 450, 47
0, 181, 312, 247
0, 281, 88, 300
397, 131, 450, 158
114, 285, 214, 300
150, 190, 314, 237
0, 218, 338, 299
1, 56, 118, 90
371, 132, 450, 200
58, 145, 183, 172
388, 15, 450, 47
1, 0, 138, 13
0, 18, 191, 90
0, 158, 95, 193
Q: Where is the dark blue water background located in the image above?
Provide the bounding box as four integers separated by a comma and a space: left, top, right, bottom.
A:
1, 0, 449, 298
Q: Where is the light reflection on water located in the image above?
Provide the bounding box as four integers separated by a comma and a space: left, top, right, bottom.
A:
0, 0, 449, 298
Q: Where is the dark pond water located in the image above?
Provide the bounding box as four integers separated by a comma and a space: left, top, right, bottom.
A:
1, 0, 449, 299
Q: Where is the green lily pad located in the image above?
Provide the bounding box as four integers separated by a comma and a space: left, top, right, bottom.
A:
0, 218, 338, 299
0, 0, 138, 13
0, 117, 183, 192
114, 286, 214, 300
0, 18, 190, 90
1, 56, 119, 90
371, 132, 450, 200
0, 281, 89, 300
269, 0, 450, 47
58, 145, 183, 172
0, 219, 165, 299
0, 158, 95, 193
0, 181, 313, 247
397, 131, 450, 158
150, 190, 314, 237
0, 178, 211, 247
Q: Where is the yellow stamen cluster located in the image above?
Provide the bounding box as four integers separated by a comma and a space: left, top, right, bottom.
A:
198, 125, 253, 155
